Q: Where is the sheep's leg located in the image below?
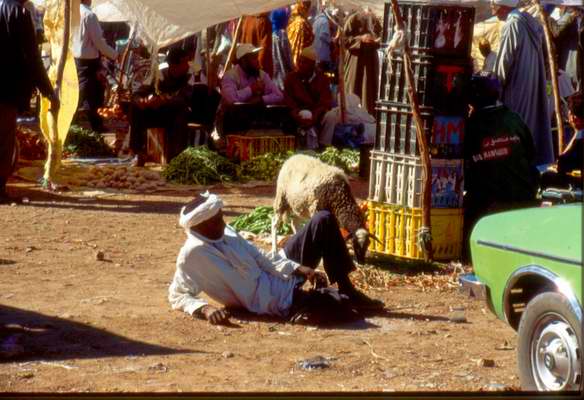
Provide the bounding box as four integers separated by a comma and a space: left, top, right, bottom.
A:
271, 214, 280, 255
290, 216, 298, 234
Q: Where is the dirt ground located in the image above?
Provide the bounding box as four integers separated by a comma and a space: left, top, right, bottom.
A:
0, 177, 521, 393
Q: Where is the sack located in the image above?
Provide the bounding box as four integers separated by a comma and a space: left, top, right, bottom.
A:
332, 123, 365, 149
289, 287, 361, 326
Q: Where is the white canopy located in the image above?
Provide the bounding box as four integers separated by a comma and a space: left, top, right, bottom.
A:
93, 0, 296, 48
91, 0, 582, 49
93, 2, 127, 22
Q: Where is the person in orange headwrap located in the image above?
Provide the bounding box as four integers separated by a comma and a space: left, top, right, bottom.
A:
287, 1, 314, 68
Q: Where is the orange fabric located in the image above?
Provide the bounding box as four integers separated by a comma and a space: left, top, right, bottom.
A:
240, 15, 273, 77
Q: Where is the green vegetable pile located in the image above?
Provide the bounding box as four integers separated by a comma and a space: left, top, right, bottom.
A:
239, 148, 360, 182
239, 151, 294, 182
230, 206, 292, 235
64, 125, 113, 158
162, 146, 238, 185
163, 146, 360, 185
316, 147, 360, 174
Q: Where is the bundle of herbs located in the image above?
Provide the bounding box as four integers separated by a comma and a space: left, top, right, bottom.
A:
64, 125, 113, 158
230, 206, 292, 235
162, 146, 238, 185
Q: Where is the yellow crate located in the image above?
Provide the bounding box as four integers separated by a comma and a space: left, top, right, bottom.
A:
226, 135, 295, 161
367, 201, 463, 261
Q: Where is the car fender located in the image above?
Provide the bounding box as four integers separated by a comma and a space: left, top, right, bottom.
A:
503, 265, 582, 326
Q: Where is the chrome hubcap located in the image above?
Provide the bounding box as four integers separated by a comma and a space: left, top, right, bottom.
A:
531, 315, 581, 391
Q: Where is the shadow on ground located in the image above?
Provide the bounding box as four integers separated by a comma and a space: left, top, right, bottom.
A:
366, 253, 455, 276
4, 184, 273, 217
0, 305, 194, 363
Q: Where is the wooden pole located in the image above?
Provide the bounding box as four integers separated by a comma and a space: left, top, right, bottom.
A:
324, 10, 346, 123
222, 16, 244, 77
117, 23, 138, 94
389, 0, 433, 261
338, 29, 347, 124
534, 0, 565, 154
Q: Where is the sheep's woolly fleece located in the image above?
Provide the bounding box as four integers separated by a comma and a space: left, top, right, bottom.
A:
274, 154, 365, 234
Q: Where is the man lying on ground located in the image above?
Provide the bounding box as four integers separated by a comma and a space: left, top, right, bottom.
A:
168, 192, 383, 325
128, 48, 220, 166
219, 44, 285, 135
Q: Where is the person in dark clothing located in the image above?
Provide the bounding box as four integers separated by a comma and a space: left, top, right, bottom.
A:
558, 92, 584, 174
283, 46, 333, 147
463, 76, 539, 258
0, 0, 59, 203
73, 0, 118, 132
128, 48, 220, 166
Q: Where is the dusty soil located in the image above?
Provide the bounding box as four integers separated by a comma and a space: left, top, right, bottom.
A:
0, 177, 521, 393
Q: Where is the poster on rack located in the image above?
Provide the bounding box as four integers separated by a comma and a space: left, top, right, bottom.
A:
431, 159, 464, 208
432, 116, 465, 158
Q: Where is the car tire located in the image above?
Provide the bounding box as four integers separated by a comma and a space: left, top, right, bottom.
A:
517, 291, 582, 391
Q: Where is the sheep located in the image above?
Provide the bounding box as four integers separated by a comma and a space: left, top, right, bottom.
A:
271, 154, 380, 264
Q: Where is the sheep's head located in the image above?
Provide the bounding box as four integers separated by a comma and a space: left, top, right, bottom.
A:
350, 228, 381, 264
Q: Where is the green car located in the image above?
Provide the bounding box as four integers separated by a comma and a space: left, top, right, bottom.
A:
460, 204, 582, 391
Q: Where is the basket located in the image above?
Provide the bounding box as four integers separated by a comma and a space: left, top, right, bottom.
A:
226, 135, 295, 162
367, 201, 463, 261
368, 151, 464, 208
382, 2, 475, 57
375, 101, 434, 155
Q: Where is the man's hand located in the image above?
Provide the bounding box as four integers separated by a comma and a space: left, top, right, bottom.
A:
295, 266, 327, 288
250, 79, 265, 96
360, 34, 375, 44
200, 305, 230, 325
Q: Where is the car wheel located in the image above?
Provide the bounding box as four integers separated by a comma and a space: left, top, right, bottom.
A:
518, 292, 582, 391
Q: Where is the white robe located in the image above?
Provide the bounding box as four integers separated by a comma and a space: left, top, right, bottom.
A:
168, 226, 301, 318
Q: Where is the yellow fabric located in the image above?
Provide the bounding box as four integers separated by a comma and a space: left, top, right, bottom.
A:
39, 0, 80, 182
471, 18, 504, 72
287, 2, 314, 68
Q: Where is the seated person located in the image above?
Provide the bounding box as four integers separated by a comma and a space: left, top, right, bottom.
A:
558, 92, 583, 175
321, 93, 376, 147
219, 44, 284, 135
283, 46, 333, 148
463, 76, 539, 257
168, 192, 383, 325
128, 48, 220, 166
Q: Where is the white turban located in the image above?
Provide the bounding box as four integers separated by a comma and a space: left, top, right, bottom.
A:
492, 0, 519, 8
179, 191, 224, 231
